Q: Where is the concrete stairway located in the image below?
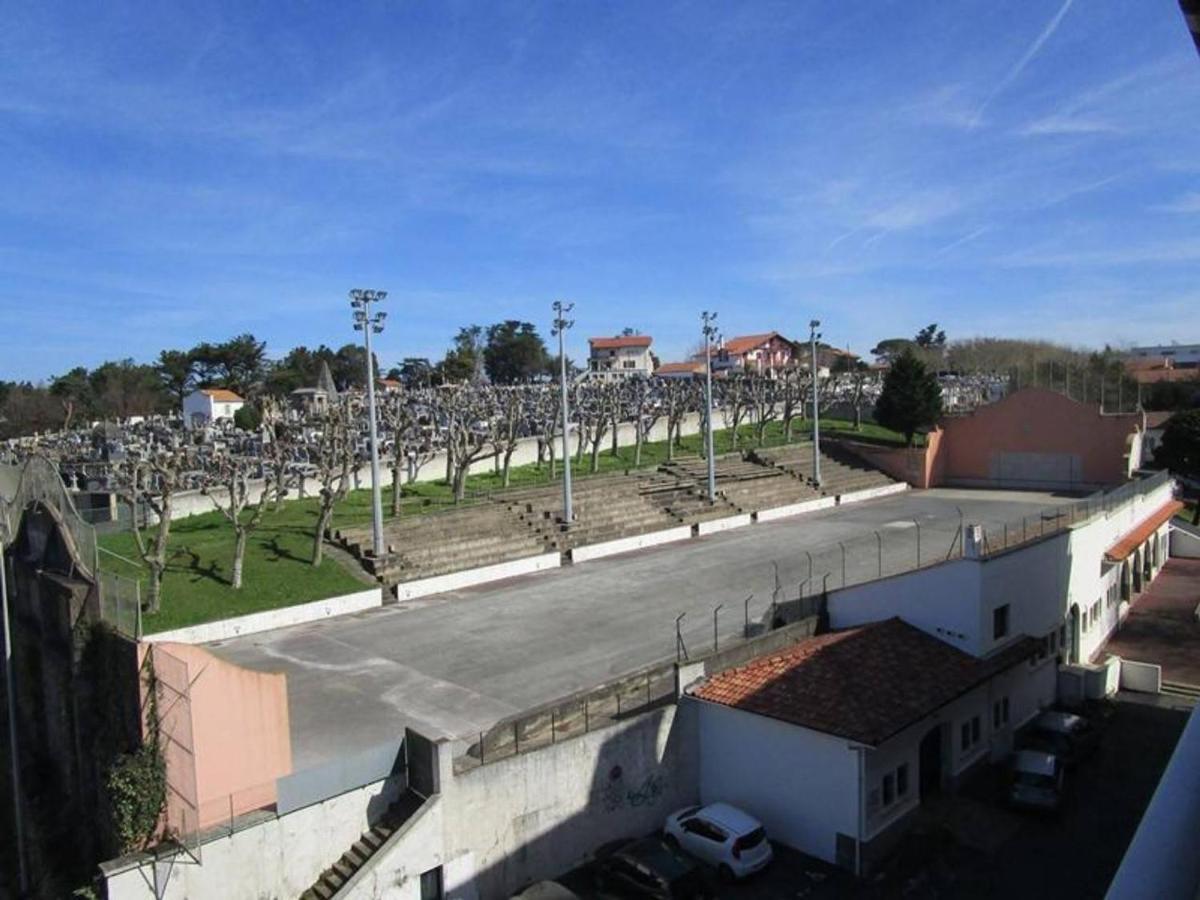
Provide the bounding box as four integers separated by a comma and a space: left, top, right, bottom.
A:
335, 504, 546, 586
504, 473, 682, 550
299, 790, 425, 900
753, 443, 896, 496
658, 454, 823, 516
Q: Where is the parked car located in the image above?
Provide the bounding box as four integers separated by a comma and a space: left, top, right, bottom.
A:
663, 802, 773, 880
1023, 710, 1100, 766
594, 838, 711, 899
1007, 750, 1065, 813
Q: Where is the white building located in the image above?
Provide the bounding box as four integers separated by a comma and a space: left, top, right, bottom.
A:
1128, 343, 1200, 367
182, 388, 245, 429
587, 335, 654, 378
827, 476, 1179, 668
688, 618, 1049, 873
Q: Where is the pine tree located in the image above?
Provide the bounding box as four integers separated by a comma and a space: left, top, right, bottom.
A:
874, 349, 943, 446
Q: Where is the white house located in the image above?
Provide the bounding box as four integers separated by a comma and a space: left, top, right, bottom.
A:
182, 388, 245, 429
587, 335, 654, 379
688, 618, 1047, 874
825, 477, 1178, 668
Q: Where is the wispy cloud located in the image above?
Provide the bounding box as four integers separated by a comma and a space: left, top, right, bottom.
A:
1018, 114, 1119, 137
935, 226, 990, 256
973, 0, 1076, 126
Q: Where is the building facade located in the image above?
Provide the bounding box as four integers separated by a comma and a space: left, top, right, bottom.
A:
587, 335, 654, 378
182, 388, 245, 429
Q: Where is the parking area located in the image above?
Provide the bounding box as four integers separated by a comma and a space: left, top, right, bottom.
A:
544, 693, 1191, 899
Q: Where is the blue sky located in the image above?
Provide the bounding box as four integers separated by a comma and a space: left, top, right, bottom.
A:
2, 1, 1199, 381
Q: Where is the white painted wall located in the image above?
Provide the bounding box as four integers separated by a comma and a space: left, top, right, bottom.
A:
695, 699, 858, 865
101, 775, 403, 900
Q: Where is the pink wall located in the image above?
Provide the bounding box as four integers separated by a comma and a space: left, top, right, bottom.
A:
938, 388, 1139, 486
837, 430, 944, 489
140, 642, 292, 830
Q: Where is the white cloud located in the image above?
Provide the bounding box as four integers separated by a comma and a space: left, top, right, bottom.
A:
973, 0, 1076, 126
1018, 115, 1119, 137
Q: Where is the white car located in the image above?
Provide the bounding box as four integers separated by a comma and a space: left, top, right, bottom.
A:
663, 802, 773, 880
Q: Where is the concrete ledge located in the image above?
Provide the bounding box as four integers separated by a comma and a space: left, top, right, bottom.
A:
145, 588, 384, 644
696, 514, 753, 536
838, 482, 909, 505
571, 526, 694, 563
754, 496, 838, 523
395, 552, 561, 602
1119, 658, 1163, 694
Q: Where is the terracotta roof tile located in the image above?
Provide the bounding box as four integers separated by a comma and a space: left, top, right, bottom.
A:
691, 618, 1035, 746
1105, 501, 1184, 562
590, 336, 653, 350
201, 389, 244, 402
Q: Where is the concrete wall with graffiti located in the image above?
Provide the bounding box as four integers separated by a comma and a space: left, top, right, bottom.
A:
445, 702, 699, 899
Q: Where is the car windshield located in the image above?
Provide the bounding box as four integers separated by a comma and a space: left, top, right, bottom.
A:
733, 827, 766, 851
1014, 770, 1056, 789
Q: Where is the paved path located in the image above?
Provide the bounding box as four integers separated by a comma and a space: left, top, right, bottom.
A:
208, 488, 1064, 769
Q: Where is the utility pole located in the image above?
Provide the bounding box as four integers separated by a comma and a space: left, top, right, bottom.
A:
810, 319, 822, 487
552, 301, 575, 525
1, 542, 28, 896
701, 311, 719, 502
351, 289, 387, 558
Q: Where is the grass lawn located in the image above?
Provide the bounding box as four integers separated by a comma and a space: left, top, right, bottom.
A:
100, 416, 908, 633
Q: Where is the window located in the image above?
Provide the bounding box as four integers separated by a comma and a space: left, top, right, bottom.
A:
1093, 600, 1101, 623
993, 604, 1010, 640
1081, 609, 1088, 632
419, 867, 444, 900
993, 697, 1010, 729
961, 722, 971, 751
971, 716, 981, 743
882, 772, 894, 806
897, 763, 909, 797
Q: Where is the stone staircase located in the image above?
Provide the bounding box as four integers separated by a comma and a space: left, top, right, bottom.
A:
299, 790, 426, 900
752, 443, 896, 496
334, 503, 546, 586
657, 454, 822, 516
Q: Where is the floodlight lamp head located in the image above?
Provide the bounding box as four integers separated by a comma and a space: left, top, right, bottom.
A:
375, 290, 388, 302
810, 319, 821, 329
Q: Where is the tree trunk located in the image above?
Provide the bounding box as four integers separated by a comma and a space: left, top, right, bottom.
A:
502, 448, 515, 487
146, 565, 163, 615
667, 421, 676, 461
548, 440, 556, 479
444, 445, 454, 484
610, 416, 619, 456
232, 528, 247, 589
590, 439, 601, 473
635, 431, 643, 467
312, 505, 333, 565
854, 404, 862, 430
453, 464, 469, 501
391, 456, 403, 517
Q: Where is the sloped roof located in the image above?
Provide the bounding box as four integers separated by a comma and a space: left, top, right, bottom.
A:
590, 336, 653, 350
1105, 501, 1184, 562
654, 362, 704, 376
723, 332, 787, 355
691, 618, 1035, 746
200, 389, 244, 402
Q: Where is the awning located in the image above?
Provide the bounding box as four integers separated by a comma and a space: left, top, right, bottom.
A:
1105, 501, 1184, 562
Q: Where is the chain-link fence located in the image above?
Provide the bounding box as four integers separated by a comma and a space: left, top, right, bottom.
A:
151, 644, 201, 863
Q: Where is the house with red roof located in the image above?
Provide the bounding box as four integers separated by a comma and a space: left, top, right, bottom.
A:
588, 334, 654, 379
688, 618, 1043, 874
182, 387, 245, 429
713, 332, 797, 374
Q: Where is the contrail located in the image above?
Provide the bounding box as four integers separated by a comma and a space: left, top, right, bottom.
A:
974, 0, 1076, 126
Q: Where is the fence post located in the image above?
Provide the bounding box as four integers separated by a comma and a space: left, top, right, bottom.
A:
839, 542, 847, 587
551, 711, 557, 743
136, 580, 143, 640
875, 531, 882, 578
713, 604, 723, 652
513, 720, 519, 755
646, 672, 651, 708
228, 794, 234, 837
914, 519, 921, 567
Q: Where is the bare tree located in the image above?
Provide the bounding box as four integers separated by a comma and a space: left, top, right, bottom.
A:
577, 381, 617, 473
746, 375, 780, 446
380, 388, 420, 516
203, 454, 274, 590
441, 385, 494, 501
309, 398, 356, 566
532, 386, 561, 478
718, 374, 751, 451
488, 386, 527, 488
112, 447, 190, 613
627, 377, 661, 467
778, 369, 806, 442
661, 380, 694, 461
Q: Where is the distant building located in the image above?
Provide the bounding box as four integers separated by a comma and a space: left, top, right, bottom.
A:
182, 388, 244, 429
653, 361, 705, 379
587, 335, 654, 378
713, 332, 796, 374
377, 378, 403, 393
1127, 343, 1200, 368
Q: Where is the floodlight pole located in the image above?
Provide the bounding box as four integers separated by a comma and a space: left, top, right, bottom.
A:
553, 301, 575, 525
1, 542, 27, 896
701, 311, 719, 502
351, 288, 388, 558
810, 320, 822, 487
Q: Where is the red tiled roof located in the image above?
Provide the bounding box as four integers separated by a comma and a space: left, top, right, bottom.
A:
201, 389, 244, 402
723, 332, 784, 355
1105, 501, 1185, 562
590, 335, 653, 350
691, 618, 1035, 746
655, 362, 703, 375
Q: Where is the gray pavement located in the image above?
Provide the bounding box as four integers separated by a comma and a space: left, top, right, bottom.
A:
208, 488, 1067, 769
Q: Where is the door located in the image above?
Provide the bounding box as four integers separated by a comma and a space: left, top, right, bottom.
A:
919, 725, 943, 799
1069, 604, 1081, 664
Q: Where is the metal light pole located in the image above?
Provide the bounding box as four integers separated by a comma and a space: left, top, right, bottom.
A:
351, 288, 388, 558
701, 311, 719, 502
810, 319, 822, 487
552, 301, 575, 525
1, 542, 27, 896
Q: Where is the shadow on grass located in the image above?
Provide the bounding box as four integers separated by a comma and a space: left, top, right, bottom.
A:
264, 535, 307, 564
170, 545, 229, 586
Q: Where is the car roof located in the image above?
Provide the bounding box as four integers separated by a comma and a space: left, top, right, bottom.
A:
619, 838, 696, 878
512, 882, 580, 900
697, 802, 762, 834
1036, 710, 1084, 732
1013, 750, 1058, 775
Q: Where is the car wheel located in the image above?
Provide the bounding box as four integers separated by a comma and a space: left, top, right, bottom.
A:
717, 864, 734, 883
663, 833, 679, 850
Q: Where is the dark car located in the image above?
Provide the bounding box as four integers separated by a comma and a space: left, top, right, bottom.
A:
1022, 710, 1101, 766
595, 838, 711, 899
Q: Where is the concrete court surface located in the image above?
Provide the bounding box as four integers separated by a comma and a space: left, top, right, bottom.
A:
208, 487, 1068, 769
